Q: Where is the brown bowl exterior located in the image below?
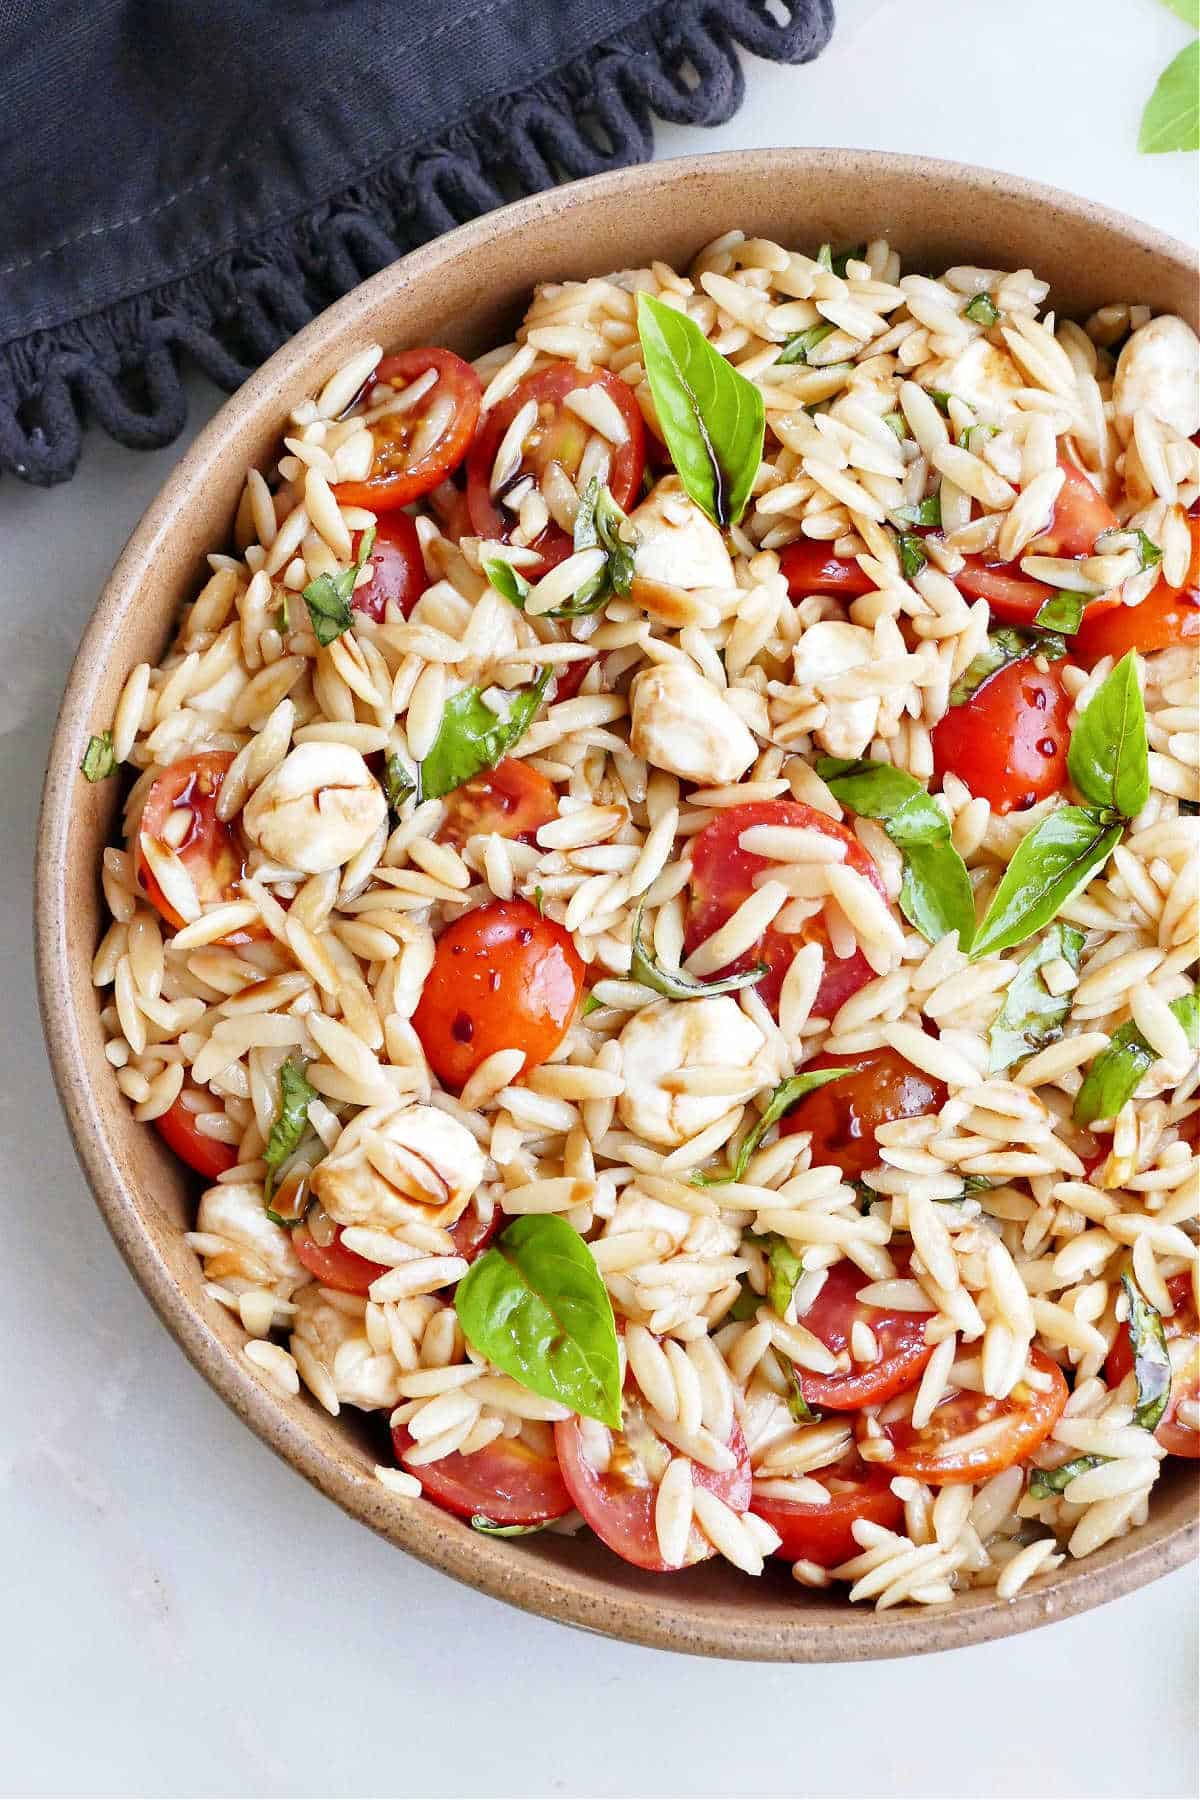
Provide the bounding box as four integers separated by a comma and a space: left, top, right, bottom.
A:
36, 150, 1199, 1660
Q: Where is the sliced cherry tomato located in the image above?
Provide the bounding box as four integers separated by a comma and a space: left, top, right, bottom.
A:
780, 1047, 947, 1184
932, 656, 1070, 813
750, 1448, 904, 1567
335, 348, 482, 511
437, 758, 558, 852
293, 1225, 386, 1294
872, 1345, 1069, 1484
466, 367, 645, 576
393, 1417, 572, 1526
551, 656, 597, 704
684, 800, 888, 1020
1106, 1271, 1199, 1459
351, 512, 429, 621
136, 752, 253, 935
779, 540, 875, 599
954, 556, 1058, 626
448, 1202, 502, 1264
1074, 580, 1200, 667
954, 459, 1118, 626
786, 1253, 935, 1412
154, 1091, 239, 1179
555, 1381, 752, 1571
412, 897, 585, 1089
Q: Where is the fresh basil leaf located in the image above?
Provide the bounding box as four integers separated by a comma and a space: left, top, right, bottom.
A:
384, 752, 416, 822
724, 1277, 762, 1323
778, 322, 836, 366
1028, 1455, 1105, 1498
831, 244, 866, 278
893, 493, 942, 528
899, 533, 928, 581
629, 897, 765, 1002
81, 731, 118, 782
961, 1174, 994, 1196
948, 626, 1034, 706
420, 668, 552, 801
302, 522, 376, 646
263, 1057, 316, 1211
817, 757, 976, 950
1033, 591, 1086, 635
1158, 0, 1198, 26
1121, 1274, 1173, 1432
1131, 528, 1163, 571
454, 1214, 621, 1428
1067, 651, 1149, 820
636, 291, 764, 527
962, 423, 999, 455
882, 411, 907, 439
581, 993, 604, 1018
987, 923, 1085, 1074
970, 806, 1122, 960
964, 293, 1000, 327
533, 885, 545, 916
470, 1515, 547, 1537
927, 390, 953, 416
756, 1232, 805, 1320
786, 1365, 821, 1423
1073, 989, 1199, 1125
483, 556, 531, 609
1140, 37, 1200, 153
571, 477, 635, 609
695, 1067, 854, 1187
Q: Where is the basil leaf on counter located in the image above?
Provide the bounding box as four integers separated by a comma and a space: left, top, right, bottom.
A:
81, 731, 118, 782
817, 757, 976, 950
384, 752, 416, 821
1028, 1456, 1105, 1498
1033, 591, 1086, 635
778, 323, 836, 366
987, 923, 1085, 1074
1140, 34, 1200, 153
1121, 1274, 1173, 1433
420, 668, 553, 801
303, 522, 376, 647
894, 493, 942, 529
629, 898, 766, 1003
695, 1067, 853, 1187
964, 292, 1000, 327
1073, 989, 1199, 1125
636, 291, 764, 527
263, 1057, 317, 1213
899, 533, 928, 581
1067, 652, 1149, 820
455, 1214, 622, 1428
470, 1515, 548, 1538
970, 807, 1122, 961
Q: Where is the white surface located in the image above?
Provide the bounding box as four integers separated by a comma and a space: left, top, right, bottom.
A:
2, 2, 1196, 1795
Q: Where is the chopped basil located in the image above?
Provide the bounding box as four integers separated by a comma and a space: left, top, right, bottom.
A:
695, 1067, 853, 1187
454, 1215, 622, 1428
970, 808, 1122, 961
81, 731, 118, 782
1067, 652, 1149, 821
899, 533, 928, 581
636, 291, 765, 527
882, 411, 907, 439
757, 1231, 805, 1319
831, 244, 866, 278
384, 752, 416, 821
483, 556, 530, 609
725, 1277, 762, 1323
302, 522, 376, 647
1121, 1274, 1172, 1433
628, 897, 766, 1003
1073, 989, 1199, 1125
927, 390, 953, 416
533, 885, 545, 916
570, 477, 636, 611
263, 1057, 316, 1214
581, 993, 604, 1018
961, 423, 999, 455
817, 757, 976, 951
893, 493, 942, 528
1033, 591, 1086, 635
1028, 1455, 1104, 1498
469, 1515, 547, 1537
949, 627, 1036, 707
786, 1365, 821, 1424
964, 292, 1000, 328
777, 322, 836, 366
1132, 529, 1163, 572
987, 923, 1085, 1075
419, 668, 553, 802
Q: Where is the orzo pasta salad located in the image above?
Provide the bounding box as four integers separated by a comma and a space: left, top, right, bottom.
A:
88, 232, 1200, 1609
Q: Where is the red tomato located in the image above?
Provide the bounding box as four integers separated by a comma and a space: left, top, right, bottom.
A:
932, 655, 1070, 814
954, 556, 1057, 626
154, 1091, 238, 1179
684, 801, 888, 1019
779, 540, 874, 599
1106, 1272, 1199, 1459
780, 1047, 947, 1184
393, 1418, 572, 1526
136, 752, 253, 934
1074, 580, 1200, 667
437, 758, 558, 852
785, 1254, 935, 1412
555, 1383, 752, 1571
873, 1346, 1069, 1483
466, 367, 645, 576
335, 349, 482, 511
412, 897, 585, 1088
551, 656, 596, 704
750, 1448, 904, 1567
954, 458, 1118, 626
293, 1225, 386, 1294
351, 512, 428, 621
448, 1203, 502, 1264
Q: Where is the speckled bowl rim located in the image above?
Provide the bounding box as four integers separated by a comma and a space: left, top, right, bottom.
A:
36, 149, 1198, 1661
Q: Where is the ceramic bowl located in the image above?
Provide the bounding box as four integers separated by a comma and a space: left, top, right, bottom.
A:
36, 150, 1198, 1660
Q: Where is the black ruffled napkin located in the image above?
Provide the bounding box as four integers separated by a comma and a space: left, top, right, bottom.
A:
0, 0, 834, 485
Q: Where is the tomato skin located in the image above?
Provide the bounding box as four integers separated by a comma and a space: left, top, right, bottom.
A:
335, 349, 481, 510
437, 758, 558, 852
780, 540, 874, 599
874, 1345, 1070, 1483
351, 512, 428, 621
685, 801, 888, 1020
554, 1386, 753, 1572
393, 1418, 572, 1525
154, 1093, 239, 1179
1039, 458, 1118, 557
293, 1226, 386, 1294
780, 1048, 947, 1186
932, 656, 1070, 814
954, 556, 1057, 626
750, 1450, 904, 1567
551, 656, 596, 704
412, 897, 585, 1089
466, 367, 645, 576
788, 1255, 934, 1411
136, 751, 254, 935
1074, 579, 1200, 667
1106, 1272, 1199, 1459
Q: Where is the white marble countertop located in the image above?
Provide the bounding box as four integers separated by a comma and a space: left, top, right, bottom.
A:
3, 2, 1196, 1794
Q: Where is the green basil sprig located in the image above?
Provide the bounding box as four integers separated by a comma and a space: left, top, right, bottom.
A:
817, 757, 976, 951
81, 731, 118, 782
1066, 650, 1149, 821
778, 322, 835, 366
1074, 989, 1199, 1125
695, 1066, 853, 1187
263, 1057, 317, 1217
303, 523, 377, 647
987, 923, 1085, 1075
636, 291, 764, 527
1028, 1455, 1104, 1498
629, 898, 765, 1002
454, 1214, 621, 1428
1122, 1274, 1172, 1432
420, 668, 553, 802
485, 480, 634, 620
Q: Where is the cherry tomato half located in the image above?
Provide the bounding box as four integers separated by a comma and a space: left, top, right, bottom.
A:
437, 758, 558, 852
335, 349, 482, 511
412, 897, 585, 1089
780, 1047, 947, 1184
136, 752, 252, 934
351, 513, 429, 621
393, 1418, 572, 1526
294, 1208, 499, 1294
779, 540, 875, 599
953, 459, 1118, 627
555, 1382, 752, 1571
872, 1345, 1069, 1484
551, 656, 597, 704
466, 367, 646, 576
1074, 582, 1200, 666
784, 1254, 935, 1412
1107, 1271, 1199, 1459
932, 656, 1070, 814
154, 1091, 239, 1180
750, 1448, 904, 1567
684, 800, 888, 1020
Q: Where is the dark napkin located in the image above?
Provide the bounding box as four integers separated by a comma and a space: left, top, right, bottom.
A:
0, 0, 833, 485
